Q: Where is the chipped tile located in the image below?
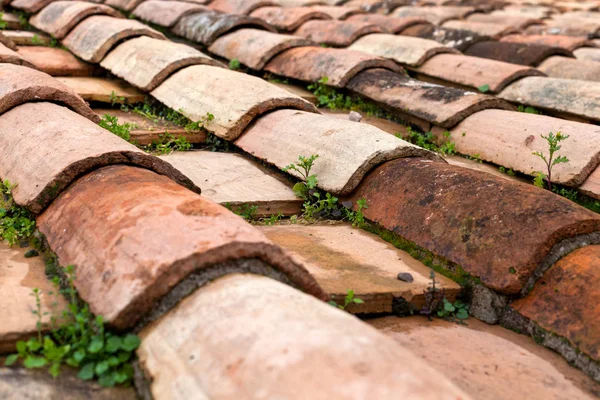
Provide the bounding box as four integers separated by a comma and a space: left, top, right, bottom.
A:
249, 6, 331, 31
133, 0, 209, 27
17, 46, 95, 76
55, 76, 145, 104
294, 19, 383, 47
464, 41, 574, 66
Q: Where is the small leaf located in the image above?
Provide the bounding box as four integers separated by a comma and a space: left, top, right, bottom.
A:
444, 301, 455, 313
327, 300, 338, 307
4, 354, 19, 366
88, 337, 104, 354
456, 308, 469, 320
73, 349, 86, 363
49, 362, 60, 378
105, 336, 122, 353
95, 360, 109, 376
23, 356, 47, 369
292, 182, 308, 199
78, 362, 95, 380
16, 341, 27, 355
27, 339, 41, 352
477, 84, 490, 93
107, 356, 120, 367
121, 334, 141, 352
98, 371, 116, 388
353, 298, 364, 304
306, 175, 318, 189
117, 351, 131, 363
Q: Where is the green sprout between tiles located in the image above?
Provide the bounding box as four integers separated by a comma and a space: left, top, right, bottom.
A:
0, 180, 35, 246
421, 272, 468, 324
0, 12, 6, 30
99, 114, 135, 142
283, 155, 368, 226
532, 131, 570, 191
145, 133, 192, 155
228, 58, 241, 70
517, 105, 542, 115
328, 289, 364, 311
5, 265, 141, 387
397, 127, 456, 156
477, 84, 490, 93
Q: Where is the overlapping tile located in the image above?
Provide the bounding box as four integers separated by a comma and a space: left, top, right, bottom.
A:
294, 19, 383, 47
101, 36, 222, 91
0, 32, 17, 51
137, 274, 471, 400
501, 34, 595, 51
208, 28, 313, 70
249, 6, 331, 31
464, 41, 574, 66
349, 33, 459, 67
4, 31, 51, 46
37, 165, 326, 330
414, 53, 544, 93
265, 46, 402, 87
346, 157, 600, 295
347, 68, 513, 128
208, 0, 278, 14
537, 56, 600, 82
466, 11, 542, 29
400, 24, 489, 51
0, 102, 199, 213
498, 77, 600, 122
55, 76, 145, 104
132, 0, 209, 27
392, 5, 475, 24
0, 43, 35, 68
173, 10, 275, 46
442, 20, 518, 38
10, 0, 54, 13
17, 47, 95, 76
445, 109, 600, 186
235, 109, 440, 195
0, 64, 98, 122
310, 5, 365, 19
63, 15, 165, 63
259, 223, 460, 314
104, 0, 144, 12
151, 65, 317, 140
30, 1, 124, 40
159, 151, 303, 216
574, 47, 600, 62
346, 14, 429, 33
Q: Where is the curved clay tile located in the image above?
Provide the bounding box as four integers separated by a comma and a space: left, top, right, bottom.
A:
537, 55, 600, 82
132, 0, 209, 27
442, 20, 519, 39
0, 43, 36, 69
309, 5, 365, 19
37, 165, 327, 330
392, 5, 475, 24
294, 19, 383, 47
207, 0, 279, 15
104, 0, 145, 11
10, 0, 54, 13
250, 6, 331, 31
464, 41, 574, 66
466, 12, 544, 30
346, 13, 429, 33
401, 23, 489, 51
500, 34, 596, 52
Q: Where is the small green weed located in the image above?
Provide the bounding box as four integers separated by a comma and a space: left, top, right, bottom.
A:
328, 289, 364, 310
477, 84, 490, 93
398, 127, 456, 156
532, 131, 570, 190
0, 180, 36, 245
145, 133, 191, 155
109, 91, 127, 108
346, 198, 368, 228
437, 298, 469, 322
98, 114, 136, 142
5, 265, 140, 387
261, 213, 283, 225
228, 58, 241, 70
517, 105, 541, 115
0, 12, 7, 30
421, 272, 468, 323
499, 166, 516, 176
226, 203, 259, 221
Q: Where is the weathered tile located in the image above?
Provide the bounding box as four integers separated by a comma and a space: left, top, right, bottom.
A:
537, 56, 600, 82
208, 0, 278, 14
370, 316, 599, 400
346, 14, 428, 33
63, 15, 165, 63
208, 28, 313, 70
543, 16, 600, 36
349, 33, 459, 67
55, 77, 145, 104
0, 366, 137, 399
101, 36, 221, 91
501, 34, 595, 51
132, 0, 209, 27
309, 5, 365, 19
466, 12, 542, 29
276, 0, 328, 5
414, 53, 544, 93
498, 77, 600, 122
347, 68, 513, 128
502, 4, 555, 19
17, 46, 95, 76
235, 109, 440, 195
574, 47, 600, 62
445, 109, 600, 186
137, 274, 471, 400
10, 0, 54, 13
103, 0, 144, 11
30, 1, 123, 40
173, 10, 275, 46
152, 65, 317, 140
160, 151, 302, 215
400, 24, 489, 51
0, 32, 17, 51
464, 41, 574, 66
0, 64, 97, 122
259, 223, 460, 314
0, 43, 34, 68
442, 20, 518, 38
272, 81, 318, 103
265, 46, 402, 87
249, 6, 331, 31
3, 31, 51, 46
38, 165, 326, 330
580, 166, 600, 200
525, 23, 600, 38
0, 102, 198, 213
346, 157, 600, 294
0, 242, 68, 353
392, 6, 475, 24
510, 245, 600, 364
294, 19, 383, 46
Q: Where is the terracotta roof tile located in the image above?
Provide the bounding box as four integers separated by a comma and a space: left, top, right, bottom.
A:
4, 30, 51, 46
501, 4, 554, 18
442, 20, 519, 38
17, 46, 95, 76
574, 47, 600, 62
400, 23, 489, 51
345, 13, 429, 33
0, 43, 35, 68
349, 33, 459, 66
309, 5, 365, 19
501, 33, 596, 51
392, 5, 475, 24
537, 56, 600, 82
132, 0, 209, 27
30, 1, 124, 40
10, 0, 54, 13
250, 6, 331, 31
173, 10, 276, 46
464, 41, 574, 66
55, 76, 145, 104
265, 46, 402, 87
347, 68, 514, 128
0, 32, 17, 51
101, 36, 222, 91
235, 109, 440, 195
63, 15, 166, 63
151, 65, 317, 140
208, 28, 313, 70
346, 157, 600, 294
103, 0, 144, 12
466, 11, 543, 29
208, 0, 279, 14
414, 53, 544, 93
294, 19, 383, 47
275, 0, 328, 5
37, 165, 326, 330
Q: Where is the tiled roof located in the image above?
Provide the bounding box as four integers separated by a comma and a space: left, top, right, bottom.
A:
2, 0, 600, 398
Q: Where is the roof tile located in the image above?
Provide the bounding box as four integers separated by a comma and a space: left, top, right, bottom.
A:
400, 23, 489, 51
309, 5, 364, 19
101, 36, 222, 91
0, 102, 199, 213
10, 0, 54, 13
30, 1, 124, 40
346, 13, 429, 33
294, 19, 383, 47
17, 46, 95, 76
151, 65, 317, 141
0, 43, 35, 68
4, 30, 51, 46
0, 32, 17, 51
349, 33, 459, 66
103, 0, 144, 12
537, 56, 600, 82
249, 6, 331, 31
466, 11, 543, 29
346, 157, 600, 294
265, 46, 403, 87
208, 0, 279, 15
132, 0, 209, 27
574, 47, 600, 62
392, 5, 475, 24
63, 15, 165, 63
464, 41, 574, 66
235, 109, 440, 195
442, 20, 518, 38
55, 76, 145, 104
501, 33, 595, 51
37, 165, 326, 330
208, 28, 313, 70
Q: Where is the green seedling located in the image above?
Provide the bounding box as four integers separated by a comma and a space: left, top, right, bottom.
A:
0, 180, 35, 245
328, 289, 364, 310
532, 131, 570, 190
